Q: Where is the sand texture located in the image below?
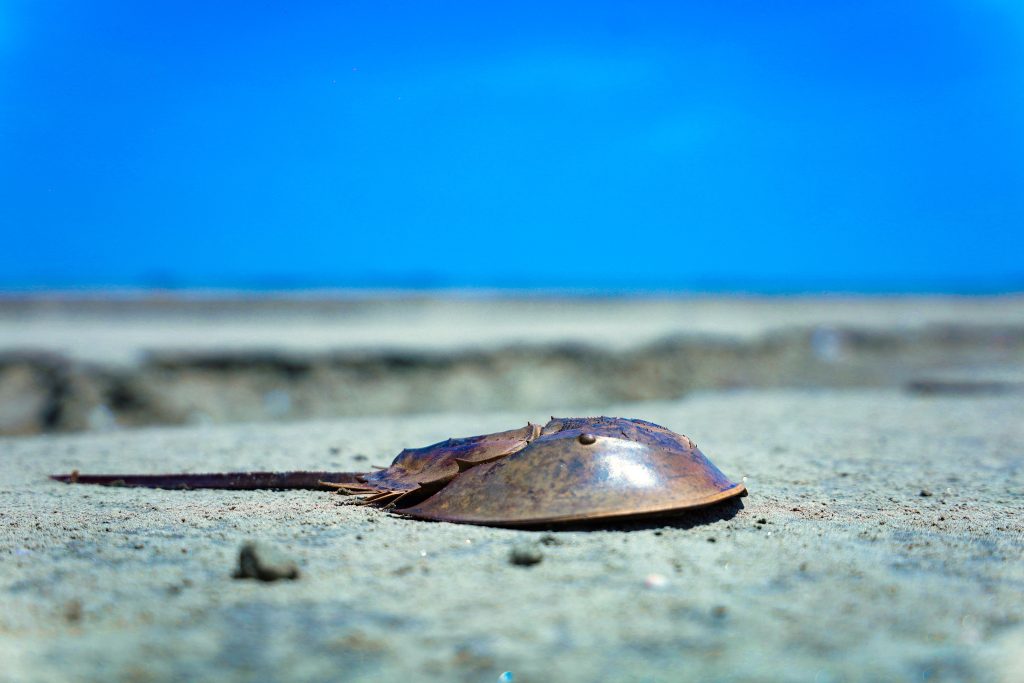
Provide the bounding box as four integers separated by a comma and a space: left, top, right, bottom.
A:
2, 389, 1023, 682
2, 296, 1023, 435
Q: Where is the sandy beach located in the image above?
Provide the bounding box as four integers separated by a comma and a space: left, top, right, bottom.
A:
3, 295, 1023, 435
1, 296, 1023, 682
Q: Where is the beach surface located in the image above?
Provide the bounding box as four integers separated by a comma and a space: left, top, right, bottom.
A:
3, 295, 1023, 435
1, 296, 1023, 682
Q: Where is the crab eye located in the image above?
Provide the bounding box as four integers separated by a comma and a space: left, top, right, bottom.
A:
578, 433, 597, 445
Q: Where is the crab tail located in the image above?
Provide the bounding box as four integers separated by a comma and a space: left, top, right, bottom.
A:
49, 471, 364, 491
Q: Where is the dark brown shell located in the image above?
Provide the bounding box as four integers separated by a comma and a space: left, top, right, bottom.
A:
52, 416, 746, 527
359, 423, 539, 493
337, 416, 745, 525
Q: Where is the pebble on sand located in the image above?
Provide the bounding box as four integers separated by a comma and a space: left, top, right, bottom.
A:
644, 573, 668, 589
232, 541, 300, 582
508, 544, 543, 567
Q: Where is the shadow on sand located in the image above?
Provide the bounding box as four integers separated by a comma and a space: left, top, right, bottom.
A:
496, 497, 747, 533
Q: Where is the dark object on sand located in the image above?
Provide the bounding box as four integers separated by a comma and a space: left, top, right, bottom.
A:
508, 544, 544, 567
233, 541, 300, 582
52, 417, 746, 527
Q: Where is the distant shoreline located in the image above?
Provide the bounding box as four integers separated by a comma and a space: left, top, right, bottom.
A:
2, 293, 1022, 434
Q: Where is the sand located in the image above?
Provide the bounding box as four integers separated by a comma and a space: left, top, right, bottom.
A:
2, 389, 1022, 682
3, 295, 1024, 364
3, 295, 1024, 435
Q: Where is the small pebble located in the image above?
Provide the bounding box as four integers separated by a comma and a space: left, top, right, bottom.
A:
644, 573, 668, 589
64, 599, 82, 623
919, 489, 933, 497
508, 544, 543, 567
233, 541, 300, 582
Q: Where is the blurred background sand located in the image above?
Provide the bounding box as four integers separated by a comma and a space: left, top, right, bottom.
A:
2, 293, 1022, 436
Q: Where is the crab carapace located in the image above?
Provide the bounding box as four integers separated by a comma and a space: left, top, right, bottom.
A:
52, 416, 746, 527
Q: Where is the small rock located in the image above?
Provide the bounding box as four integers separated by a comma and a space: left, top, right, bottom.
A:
919, 489, 933, 497
644, 573, 668, 589
508, 544, 543, 567
64, 599, 82, 624
232, 541, 300, 581
757, 518, 767, 525
539, 534, 561, 546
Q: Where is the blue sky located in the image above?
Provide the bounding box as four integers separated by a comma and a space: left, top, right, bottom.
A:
2, 1, 1022, 291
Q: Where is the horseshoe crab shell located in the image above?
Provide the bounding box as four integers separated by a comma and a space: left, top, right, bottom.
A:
397, 416, 746, 526
51, 416, 746, 528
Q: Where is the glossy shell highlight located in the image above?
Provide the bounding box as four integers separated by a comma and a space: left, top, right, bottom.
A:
396, 416, 745, 526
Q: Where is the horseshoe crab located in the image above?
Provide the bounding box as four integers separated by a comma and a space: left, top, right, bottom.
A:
51, 416, 746, 526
